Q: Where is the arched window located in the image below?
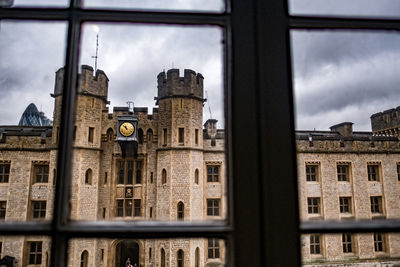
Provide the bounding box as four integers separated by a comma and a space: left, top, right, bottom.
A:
195, 169, 199, 184
177, 202, 184, 220
161, 248, 166, 267
80, 250, 88, 267
162, 169, 167, 184
177, 249, 184, 267
138, 128, 144, 144
147, 128, 153, 143
195, 247, 200, 267
85, 169, 92, 185
106, 128, 113, 141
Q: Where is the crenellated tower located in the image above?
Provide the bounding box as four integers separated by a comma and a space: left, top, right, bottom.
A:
155, 69, 205, 222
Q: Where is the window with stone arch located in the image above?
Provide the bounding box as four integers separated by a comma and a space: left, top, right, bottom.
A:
106, 128, 113, 141
161, 248, 166, 267
162, 169, 167, 184
147, 128, 153, 143
177, 201, 184, 220
138, 128, 144, 144
195, 247, 200, 267
85, 169, 92, 185
195, 169, 199, 184
177, 249, 184, 267
80, 250, 88, 267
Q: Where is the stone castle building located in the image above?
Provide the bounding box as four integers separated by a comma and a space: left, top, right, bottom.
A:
0, 65, 400, 266
0, 65, 226, 267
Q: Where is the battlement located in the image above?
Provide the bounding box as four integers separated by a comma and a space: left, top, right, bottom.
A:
156, 68, 204, 101
53, 65, 109, 99
371, 106, 400, 136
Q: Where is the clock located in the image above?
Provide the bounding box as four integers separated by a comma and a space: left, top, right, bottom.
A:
119, 122, 135, 137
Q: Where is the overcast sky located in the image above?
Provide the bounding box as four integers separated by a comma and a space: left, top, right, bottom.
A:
1, 0, 400, 132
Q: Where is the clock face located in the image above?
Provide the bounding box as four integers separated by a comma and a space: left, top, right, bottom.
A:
119, 122, 135, 137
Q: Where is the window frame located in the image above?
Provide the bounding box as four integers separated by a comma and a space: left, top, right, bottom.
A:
305, 164, 318, 182
0, 161, 10, 183
1, 1, 400, 267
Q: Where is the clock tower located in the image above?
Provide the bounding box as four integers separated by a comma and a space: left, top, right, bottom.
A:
117, 115, 138, 158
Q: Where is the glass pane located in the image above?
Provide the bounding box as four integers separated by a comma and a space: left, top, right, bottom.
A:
69, 23, 226, 222
68, 237, 227, 267
0, 21, 67, 222
2, 0, 69, 8
301, 233, 400, 265
292, 30, 400, 264
289, 0, 400, 18
0, 236, 51, 265
83, 0, 225, 12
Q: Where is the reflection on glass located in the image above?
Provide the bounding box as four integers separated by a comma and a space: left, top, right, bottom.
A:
68, 238, 226, 267
289, 0, 400, 18
83, 0, 224, 12
301, 233, 400, 265
0, 21, 67, 223
292, 30, 400, 265
67, 24, 226, 222
0, 236, 51, 265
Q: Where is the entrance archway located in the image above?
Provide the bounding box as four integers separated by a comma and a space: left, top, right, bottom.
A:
115, 240, 139, 267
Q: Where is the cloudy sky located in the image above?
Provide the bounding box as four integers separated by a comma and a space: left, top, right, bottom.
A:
1, 0, 400, 132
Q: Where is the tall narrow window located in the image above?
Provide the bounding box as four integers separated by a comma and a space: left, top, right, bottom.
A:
0, 201, 6, 220
134, 199, 141, 216
150, 207, 153, 218
163, 128, 167, 145
150, 172, 153, 183
147, 128, 153, 143
306, 164, 318, 182
339, 197, 352, 213
370, 196, 383, 214
116, 200, 123, 217
195, 169, 199, 184
195, 129, 199, 145
136, 161, 142, 184
106, 128, 113, 141
127, 161, 133, 184
310, 234, 321, 255
177, 249, 184, 267
0, 162, 10, 183
27, 241, 42, 264
118, 161, 124, 184
177, 202, 184, 220
80, 250, 88, 267
34, 163, 49, 183
208, 239, 220, 259
374, 233, 386, 252
161, 248, 166, 267
397, 163, 400, 181
342, 233, 353, 253
85, 168, 92, 185
73, 126, 77, 141
138, 128, 144, 144
307, 197, 321, 214
149, 247, 152, 260
104, 172, 107, 184
178, 128, 184, 144
88, 127, 94, 143
368, 164, 380, 181
125, 200, 133, 216
162, 169, 167, 184
195, 247, 200, 267
337, 164, 349, 182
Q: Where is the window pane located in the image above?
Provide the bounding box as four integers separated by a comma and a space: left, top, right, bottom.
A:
292, 30, 400, 265
288, 0, 400, 18
69, 23, 226, 222
0, 21, 67, 223
82, 0, 225, 12
68, 238, 226, 266
3, 0, 69, 8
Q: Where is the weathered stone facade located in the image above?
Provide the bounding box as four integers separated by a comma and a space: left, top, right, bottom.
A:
298, 122, 400, 266
0, 66, 226, 267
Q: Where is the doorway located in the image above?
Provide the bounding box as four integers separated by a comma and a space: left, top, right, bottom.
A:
115, 240, 139, 267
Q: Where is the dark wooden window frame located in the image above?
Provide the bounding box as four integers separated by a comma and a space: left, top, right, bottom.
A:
0, 162, 10, 183
2, 1, 400, 267
339, 197, 352, 213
